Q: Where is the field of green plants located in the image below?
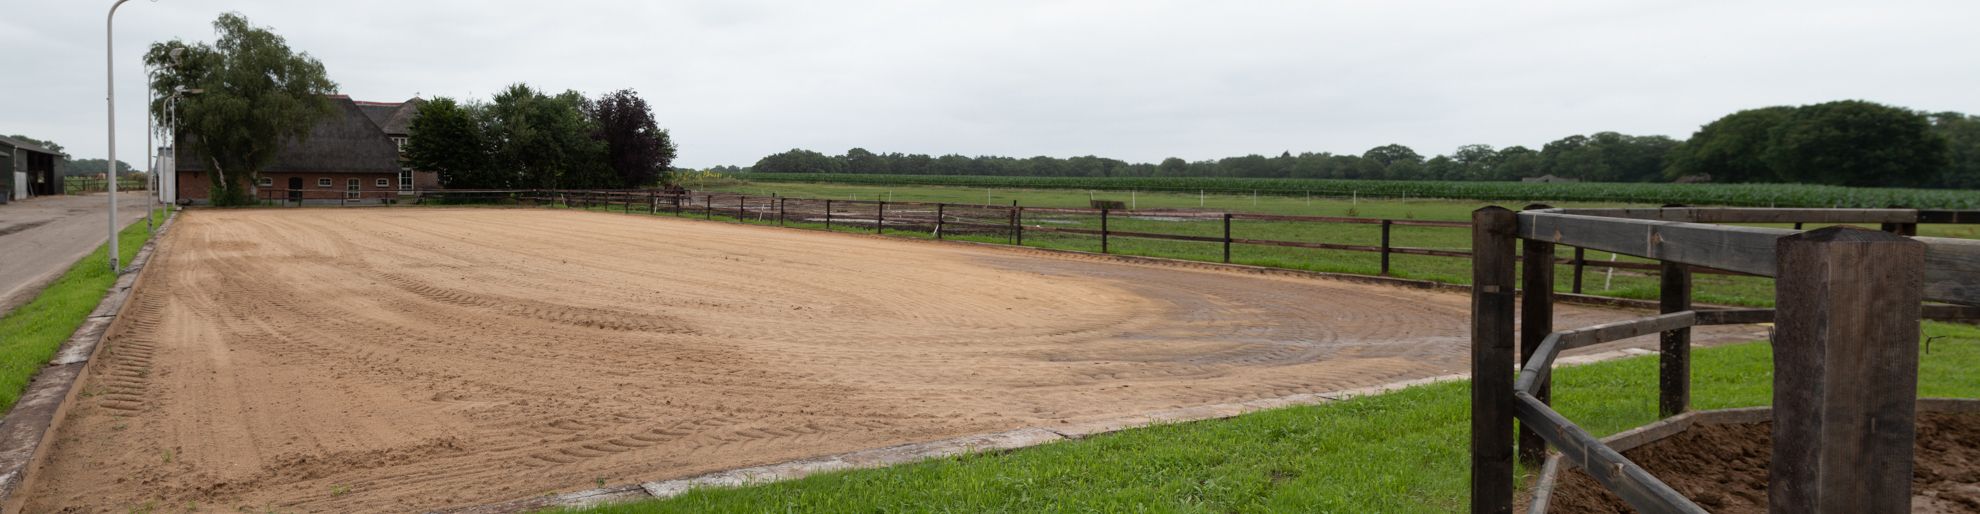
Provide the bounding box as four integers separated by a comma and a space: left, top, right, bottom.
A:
730, 173, 1980, 209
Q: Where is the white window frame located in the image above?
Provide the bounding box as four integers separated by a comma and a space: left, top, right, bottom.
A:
317, 178, 332, 187
399, 168, 415, 192
375, 178, 390, 188
258, 177, 273, 187
392, 137, 408, 152
346, 178, 361, 198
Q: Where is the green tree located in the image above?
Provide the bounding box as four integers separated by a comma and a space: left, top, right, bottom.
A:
585, 89, 677, 188
754, 149, 841, 173
485, 84, 610, 189
405, 97, 496, 188
1762, 100, 1947, 187
64, 159, 137, 176
1157, 157, 1188, 177
1665, 106, 1794, 183
1361, 144, 1423, 168
146, 13, 337, 206
1927, 111, 1980, 189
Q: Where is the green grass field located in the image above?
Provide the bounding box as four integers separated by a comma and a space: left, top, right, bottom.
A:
549, 322, 1979, 513
685, 182, 1980, 307
0, 208, 165, 411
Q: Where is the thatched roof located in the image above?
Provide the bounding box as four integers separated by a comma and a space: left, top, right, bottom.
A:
177, 95, 406, 175
356, 98, 422, 136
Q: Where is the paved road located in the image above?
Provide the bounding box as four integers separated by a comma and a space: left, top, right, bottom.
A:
0, 193, 158, 314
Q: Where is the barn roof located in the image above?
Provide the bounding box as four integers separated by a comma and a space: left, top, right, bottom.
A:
355, 98, 422, 136
176, 95, 405, 174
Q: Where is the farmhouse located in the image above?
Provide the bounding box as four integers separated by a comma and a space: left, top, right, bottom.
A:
173, 95, 438, 204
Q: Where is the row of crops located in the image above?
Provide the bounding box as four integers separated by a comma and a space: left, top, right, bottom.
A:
732, 173, 1980, 209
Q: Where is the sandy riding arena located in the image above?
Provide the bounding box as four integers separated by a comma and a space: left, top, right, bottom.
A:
23, 208, 1762, 512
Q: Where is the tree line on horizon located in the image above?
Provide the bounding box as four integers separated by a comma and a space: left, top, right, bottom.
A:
738, 100, 1980, 189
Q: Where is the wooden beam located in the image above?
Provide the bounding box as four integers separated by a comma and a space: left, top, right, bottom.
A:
1519, 236, 1554, 467
1548, 207, 1918, 224
1557, 311, 1698, 351
1695, 308, 1774, 325
1470, 207, 1518, 514
1770, 227, 1923, 514
1660, 262, 1692, 418
1518, 211, 1791, 276
1920, 236, 1980, 307
1512, 392, 1709, 514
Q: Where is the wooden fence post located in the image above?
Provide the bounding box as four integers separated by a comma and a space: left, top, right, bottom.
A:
825, 199, 833, 230
936, 203, 945, 240
1470, 207, 1518, 514
1380, 219, 1394, 276
1659, 261, 1692, 418
1222, 213, 1233, 263
778, 198, 787, 226
1571, 247, 1586, 294
1013, 205, 1023, 245
1770, 227, 1922, 514
704, 195, 712, 220
1101, 208, 1110, 254
876, 201, 886, 234
650, 191, 657, 214
1518, 205, 1554, 468
739, 195, 747, 221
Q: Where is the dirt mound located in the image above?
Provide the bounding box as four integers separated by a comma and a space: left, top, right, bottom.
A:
1549, 412, 1980, 513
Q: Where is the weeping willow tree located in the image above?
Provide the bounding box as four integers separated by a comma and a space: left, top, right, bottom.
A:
147, 13, 336, 206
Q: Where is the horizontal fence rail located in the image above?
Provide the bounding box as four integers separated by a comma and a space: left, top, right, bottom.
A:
1521, 209, 1980, 306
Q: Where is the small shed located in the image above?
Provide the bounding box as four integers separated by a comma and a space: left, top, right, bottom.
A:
0, 135, 65, 198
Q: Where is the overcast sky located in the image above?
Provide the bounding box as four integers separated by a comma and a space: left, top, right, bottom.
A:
4, 0, 1976, 169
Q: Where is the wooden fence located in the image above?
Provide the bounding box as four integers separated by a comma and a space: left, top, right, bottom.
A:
1472, 207, 1980, 514
495, 189, 1824, 296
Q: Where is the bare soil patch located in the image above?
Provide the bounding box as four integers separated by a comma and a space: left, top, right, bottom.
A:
23, 208, 1764, 512
1549, 412, 1980, 513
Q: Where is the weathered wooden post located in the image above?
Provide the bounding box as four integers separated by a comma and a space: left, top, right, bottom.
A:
876, 201, 886, 234
1471, 206, 1518, 514
1770, 226, 1922, 514
649, 191, 658, 214
1222, 213, 1233, 263
825, 199, 834, 230
936, 203, 945, 240
1518, 205, 1553, 468
704, 195, 712, 220
1013, 203, 1023, 245
1571, 247, 1586, 294
1100, 208, 1110, 254
1380, 219, 1394, 276
1659, 260, 1692, 418
738, 195, 747, 221
778, 198, 786, 226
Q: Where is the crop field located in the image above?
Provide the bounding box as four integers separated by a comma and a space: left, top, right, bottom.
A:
697, 181, 1980, 307
21, 208, 1772, 512
728, 173, 1980, 209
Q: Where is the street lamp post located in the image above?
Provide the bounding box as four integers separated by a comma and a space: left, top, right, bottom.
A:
106, 0, 134, 272
145, 64, 157, 233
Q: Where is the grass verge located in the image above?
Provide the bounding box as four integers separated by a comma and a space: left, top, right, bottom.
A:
550, 322, 1980, 513
0, 209, 166, 411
